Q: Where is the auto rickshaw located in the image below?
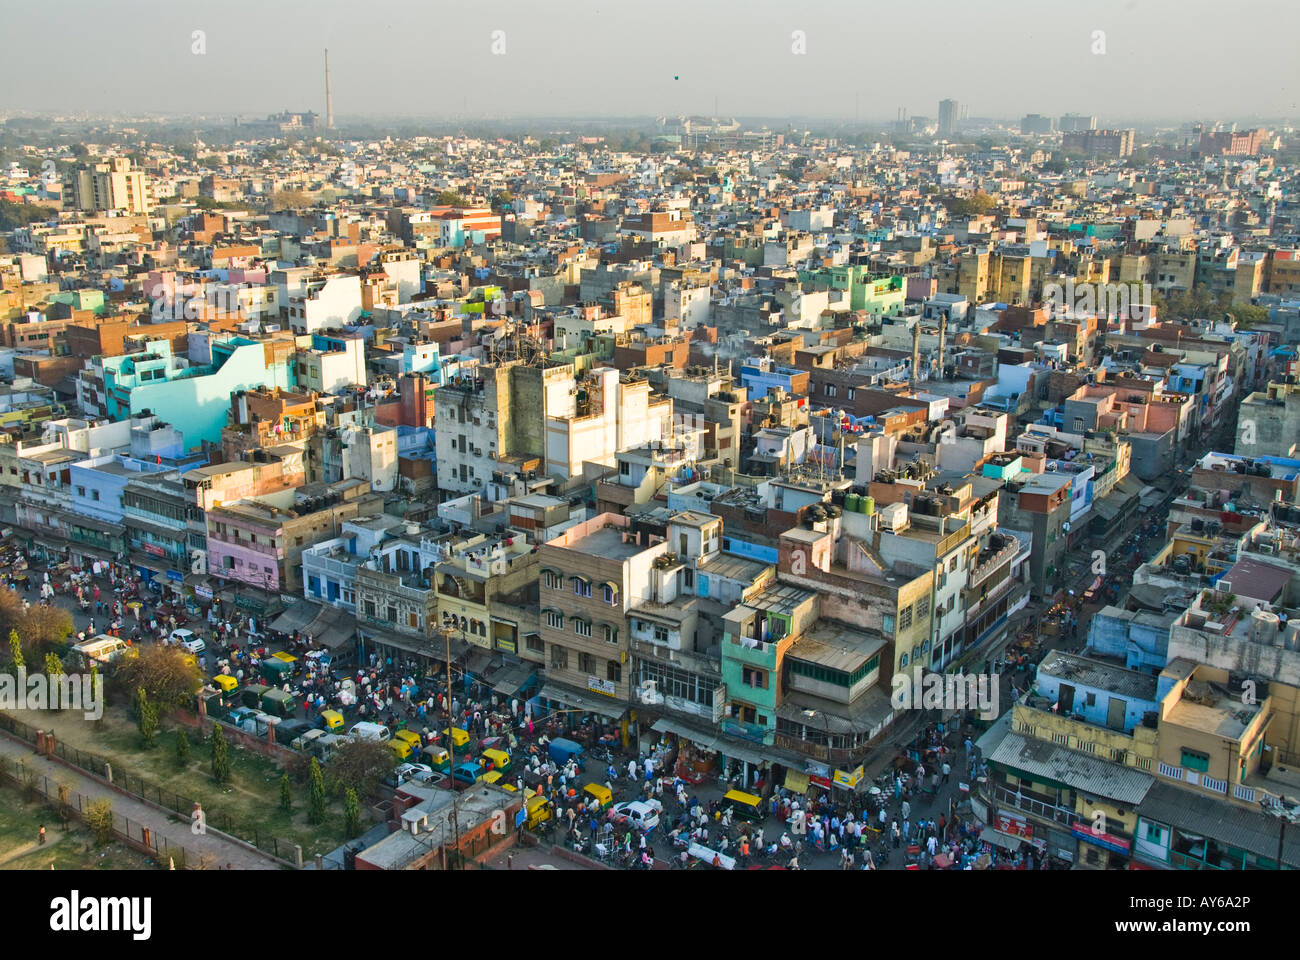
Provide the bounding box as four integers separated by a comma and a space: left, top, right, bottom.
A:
387, 738, 414, 761
241, 683, 272, 710
212, 674, 238, 694
440, 727, 472, 755
260, 658, 293, 685
422, 745, 452, 773
721, 789, 765, 822
480, 747, 511, 773
393, 729, 422, 753
583, 782, 613, 811
482, 770, 505, 786
319, 709, 345, 732
525, 794, 554, 829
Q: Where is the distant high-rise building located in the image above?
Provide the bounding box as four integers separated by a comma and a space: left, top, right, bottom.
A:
1199, 128, 1265, 157
1058, 113, 1098, 133
1062, 128, 1135, 157
1021, 114, 1056, 135
68, 158, 152, 215
938, 99, 960, 137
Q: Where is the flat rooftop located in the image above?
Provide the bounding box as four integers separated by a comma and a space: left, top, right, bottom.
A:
565, 525, 643, 561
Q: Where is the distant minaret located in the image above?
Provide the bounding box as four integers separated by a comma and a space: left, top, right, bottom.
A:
910, 320, 921, 389
324, 48, 334, 130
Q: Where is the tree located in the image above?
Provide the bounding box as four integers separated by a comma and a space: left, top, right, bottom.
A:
8, 629, 22, 670
0, 200, 57, 232
944, 192, 997, 217
434, 190, 466, 207
308, 757, 327, 825
113, 644, 203, 710
280, 772, 292, 813
344, 787, 361, 837
210, 723, 231, 784
328, 738, 397, 798
44, 652, 63, 677
270, 189, 307, 211
20, 605, 73, 656
490, 190, 513, 213
84, 798, 114, 845
137, 688, 159, 747
175, 729, 190, 767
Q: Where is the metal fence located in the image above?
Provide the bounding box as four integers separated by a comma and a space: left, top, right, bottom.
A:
0, 712, 299, 867
0, 758, 195, 868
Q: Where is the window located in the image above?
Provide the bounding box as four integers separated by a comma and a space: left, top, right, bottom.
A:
682, 569, 694, 590
900, 652, 909, 667
578, 652, 596, 674
916, 595, 930, 619
409, 612, 420, 629
92, 490, 100, 501
602, 624, 618, 644
386, 605, 397, 623
550, 645, 568, 669
742, 667, 767, 689
364, 599, 376, 617
847, 387, 855, 400
572, 577, 592, 598
76, 486, 85, 498
653, 625, 669, 644
545, 610, 564, 630
824, 383, 836, 397
574, 619, 592, 638
606, 661, 621, 683
1144, 823, 1163, 842
882, 613, 896, 635
899, 604, 913, 629
1181, 749, 1211, 773
602, 583, 618, 605
542, 569, 562, 590
223, 556, 234, 570
526, 634, 545, 653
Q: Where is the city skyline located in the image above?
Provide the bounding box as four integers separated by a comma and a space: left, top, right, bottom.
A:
2, 0, 1297, 123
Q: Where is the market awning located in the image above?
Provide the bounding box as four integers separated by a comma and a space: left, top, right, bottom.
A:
270, 599, 319, 634
465, 649, 493, 676
980, 827, 1023, 851
784, 770, 810, 795
490, 662, 533, 697
650, 717, 719, 751
538, 683, 626, 721
715, 741, 769, 767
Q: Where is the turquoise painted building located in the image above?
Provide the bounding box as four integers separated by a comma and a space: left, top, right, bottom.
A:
797, 265, 905, 315
102, 338, 294, 450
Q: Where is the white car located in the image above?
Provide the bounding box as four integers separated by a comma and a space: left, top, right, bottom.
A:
609, 800, 661, 832
169, 629, 205, 654
394, 762, 437, 784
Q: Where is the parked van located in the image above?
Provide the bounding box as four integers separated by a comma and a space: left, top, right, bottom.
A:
72, 635, 129, 665
349, 721, 391, 743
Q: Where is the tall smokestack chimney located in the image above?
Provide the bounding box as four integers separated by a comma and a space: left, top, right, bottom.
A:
910, 321, 921, 389
324, 48, 334, 130
935, 314, 947, 381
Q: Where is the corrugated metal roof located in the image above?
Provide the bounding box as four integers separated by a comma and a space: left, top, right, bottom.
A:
986, 732, 1154, 805
1139, 780, 1300, 867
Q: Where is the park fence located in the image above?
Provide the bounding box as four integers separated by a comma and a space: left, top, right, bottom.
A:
0, 756, 198, 868
0, 711, 299, 867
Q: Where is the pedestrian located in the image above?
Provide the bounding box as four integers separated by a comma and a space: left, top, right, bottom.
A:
891, 821, 900, 848
901, 799, 911, 821
942, 761, 951, 784
38, 824, 45, 845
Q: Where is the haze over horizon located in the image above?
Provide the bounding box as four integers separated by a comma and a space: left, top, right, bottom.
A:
3, 0, 1298, 125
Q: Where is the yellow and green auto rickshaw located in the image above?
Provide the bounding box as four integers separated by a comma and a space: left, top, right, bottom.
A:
582, 782, 613, 811
479, 747, 511, 773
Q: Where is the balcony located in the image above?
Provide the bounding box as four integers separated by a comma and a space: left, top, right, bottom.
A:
724, 632, 778, 669
989, 784, 1082, 828
969, 535, 1019, 589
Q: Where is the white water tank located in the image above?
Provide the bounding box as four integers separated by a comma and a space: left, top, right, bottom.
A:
1251, 609, 1280, 645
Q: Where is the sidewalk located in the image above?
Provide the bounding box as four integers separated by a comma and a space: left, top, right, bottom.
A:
0, 733, 279, 870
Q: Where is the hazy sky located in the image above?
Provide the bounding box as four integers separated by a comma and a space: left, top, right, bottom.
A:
4, 0, 1298, 123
